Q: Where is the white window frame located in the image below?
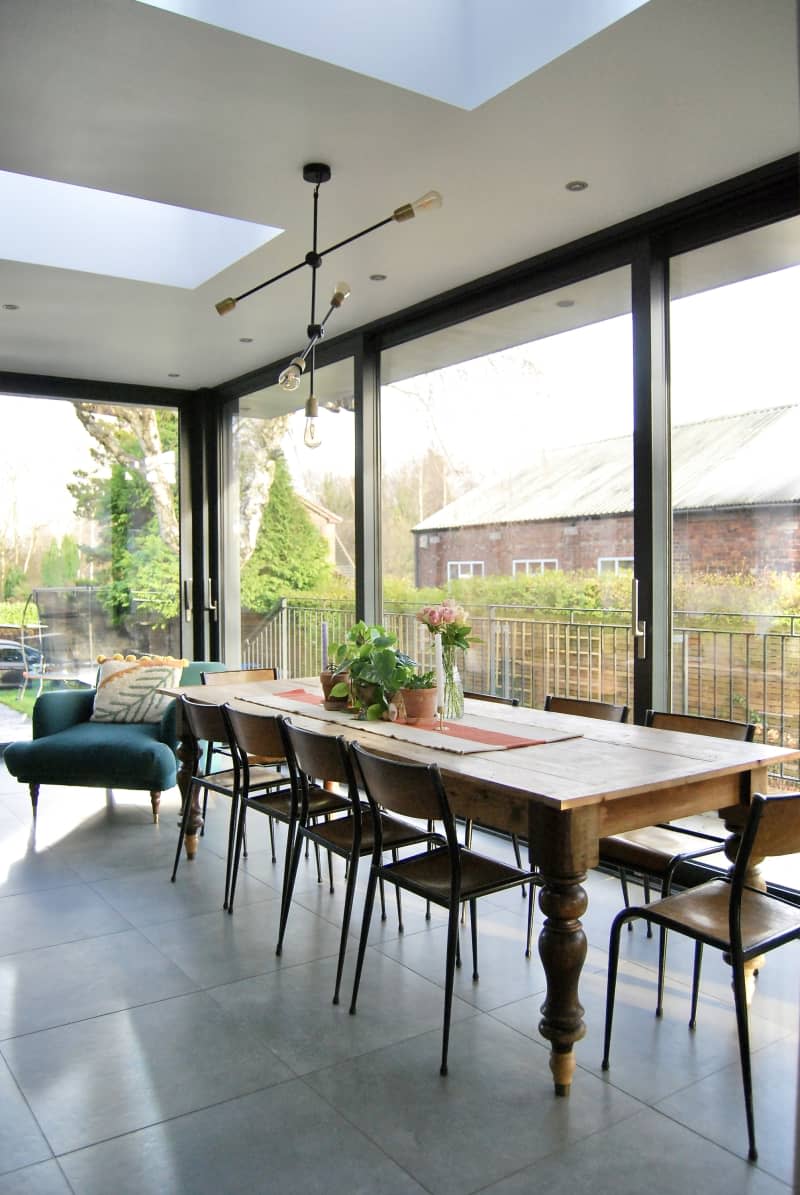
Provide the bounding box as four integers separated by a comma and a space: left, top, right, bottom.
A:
512, 559, 558, 575
597, 556, 634, 574
447, 560, 484, 580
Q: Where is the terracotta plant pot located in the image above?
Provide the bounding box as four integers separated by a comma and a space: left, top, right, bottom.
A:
320, 669, 349, 711
397, 686, 438, 724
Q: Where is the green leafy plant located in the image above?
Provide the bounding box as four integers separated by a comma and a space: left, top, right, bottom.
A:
400, 668, 436, 690
329, 621, 416, 719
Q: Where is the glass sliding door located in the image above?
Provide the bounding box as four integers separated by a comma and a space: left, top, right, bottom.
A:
379, 268, 634, 708
223, 357, 357, 677
669, 217, 800, 783
0, 394, 182, 743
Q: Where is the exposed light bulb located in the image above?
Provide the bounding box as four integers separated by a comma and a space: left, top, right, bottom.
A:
278, 356, 306, 391
331, 281, 351, 307
393, 190, 443, 222
304, 395, 322, 449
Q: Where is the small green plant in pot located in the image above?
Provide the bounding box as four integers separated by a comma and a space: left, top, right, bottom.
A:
329, 622, 416, 720
396, 668, 438, 724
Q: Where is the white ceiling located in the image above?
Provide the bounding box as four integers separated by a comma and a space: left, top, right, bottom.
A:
0, 0, 797, 394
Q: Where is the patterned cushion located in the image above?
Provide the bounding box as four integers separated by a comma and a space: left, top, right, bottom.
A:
90, 655, 186, 723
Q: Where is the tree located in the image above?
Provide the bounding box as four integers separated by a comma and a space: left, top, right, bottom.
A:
40, 535, 80, 588
241, 454, 330, 610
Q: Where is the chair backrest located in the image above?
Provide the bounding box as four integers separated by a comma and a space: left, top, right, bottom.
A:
544, 695, 628, 722
463, 690, 520, 707
178, 694, 230, 752
729, 792, 800, 948
180, 661, 227, 686
350, 741, 453, 830
279, 718, 355, 790
222, 703, 285, 761
202, 667, 277, 686
645, 709, 755, 741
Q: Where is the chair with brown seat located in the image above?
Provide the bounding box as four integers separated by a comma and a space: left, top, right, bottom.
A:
600, 710, 755, 924
544, 694, 629, 722
201, 667, 278, 686
348, 741, 537, 1075
170, 694, 289, 908
277, 719, 438, 1005
602, 790, 800, 1163
222, 703, 337, 915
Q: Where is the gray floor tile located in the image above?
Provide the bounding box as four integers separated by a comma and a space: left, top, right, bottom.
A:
304, 1015, 641, 1195
656, 1034, 800, 1183
208, 947, 477, 1075
479, 1105, 793, 1195
0, 884, 132, 957
0, 1055, 51, 1176
0, 833, 84, 899
3, 990, 293, 1154
89, 852, 276, 928
142, 892, 343, 987
0, 1161, 73, 1195
59, 1081, 428, 1195
0, 928, 197, 1038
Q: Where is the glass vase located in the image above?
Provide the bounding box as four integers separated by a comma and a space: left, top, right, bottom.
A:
442, 644, 465, 720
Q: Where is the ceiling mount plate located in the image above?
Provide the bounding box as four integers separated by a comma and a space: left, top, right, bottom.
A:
302, 162, 331, 185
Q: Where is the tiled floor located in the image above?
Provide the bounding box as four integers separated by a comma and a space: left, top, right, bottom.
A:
0, 761, 798, 1195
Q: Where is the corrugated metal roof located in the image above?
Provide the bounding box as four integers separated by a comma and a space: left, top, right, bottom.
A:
414, 406, 800, 531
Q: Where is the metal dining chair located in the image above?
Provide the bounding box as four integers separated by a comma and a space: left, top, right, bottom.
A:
602, 790, 800, 1163
277, 719, 438, 1005
171, 694, 290, 908
348, 740, 537, 1075
600, 711, 755, 917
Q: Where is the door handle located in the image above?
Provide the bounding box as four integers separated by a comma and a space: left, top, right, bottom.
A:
205, 578, 218, 622
183, 578, 193, 623
631, 577, 646, 660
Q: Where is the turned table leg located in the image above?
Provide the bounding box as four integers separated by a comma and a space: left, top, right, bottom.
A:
175, 712, 202, 859
530, 803, 598, 1096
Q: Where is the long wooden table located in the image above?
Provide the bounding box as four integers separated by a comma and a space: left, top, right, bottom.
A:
169, 680, 800, 1096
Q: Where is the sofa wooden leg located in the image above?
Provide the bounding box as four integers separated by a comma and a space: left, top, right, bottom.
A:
150, 791, 161, 823
29, 784, 40, 816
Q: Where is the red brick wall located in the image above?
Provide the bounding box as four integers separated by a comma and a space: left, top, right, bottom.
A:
414, 504, 800, 585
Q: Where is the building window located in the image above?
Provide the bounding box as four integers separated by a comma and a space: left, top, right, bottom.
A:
513, 559, 558, 575
597, 557, 634, 574
447, 560, 484, 580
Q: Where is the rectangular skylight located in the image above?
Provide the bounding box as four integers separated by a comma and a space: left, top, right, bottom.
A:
0, 170, 282, 288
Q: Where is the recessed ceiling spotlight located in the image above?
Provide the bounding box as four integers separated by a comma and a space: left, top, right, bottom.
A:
556, 299, 575, 308
2, 302, 19, 310
565, 180, 588, 192
369, 273, 387, 282
168, 372, 180, 378
239, 336, 254, 343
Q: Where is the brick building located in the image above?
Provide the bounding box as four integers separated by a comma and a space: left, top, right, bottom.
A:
413, 407, 800, 585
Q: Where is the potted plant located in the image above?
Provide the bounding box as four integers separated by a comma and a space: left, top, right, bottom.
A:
396, 668, 438, 724
328, 622, 416, 720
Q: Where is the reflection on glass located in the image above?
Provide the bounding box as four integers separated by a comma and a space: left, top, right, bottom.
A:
379, 268, 633, 708
669, 218, 800, 799
231, 358, 357, 676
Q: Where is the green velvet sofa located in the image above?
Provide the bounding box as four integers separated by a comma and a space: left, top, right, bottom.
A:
3, 660, 224, 822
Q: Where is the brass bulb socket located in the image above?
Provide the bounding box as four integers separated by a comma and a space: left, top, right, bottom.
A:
392, 203, 415, 223
215, 296, 237, 316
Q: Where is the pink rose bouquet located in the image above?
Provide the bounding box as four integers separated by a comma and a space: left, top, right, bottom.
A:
416, 598, 474, 651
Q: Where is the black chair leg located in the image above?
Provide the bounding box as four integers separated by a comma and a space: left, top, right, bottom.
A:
392, 849, 404, 932
332, 853, 358, 1006
469, 898, 478, 980
602, 912, 627, 1069
511, 833, 526, 897
349, 866, 379, 1015
276, 828, 305, 956
268, 816, 276, 863
525, 881, 536, 958
731, 959, 758, 1162
656, 922, 668, 1018
643, 875, 653, 938
227, 801, 248, 914
619, 867, 634, 931
223, 791, 240, 910
171, 779, 198, 881
440, 901, 461, 1076
689, 941, 703, 1030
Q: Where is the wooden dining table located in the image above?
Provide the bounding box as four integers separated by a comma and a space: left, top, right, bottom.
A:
167, 678, 800, 1098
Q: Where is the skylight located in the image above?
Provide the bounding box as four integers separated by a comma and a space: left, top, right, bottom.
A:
0, 170, 283, 288
135, 0, 650, 110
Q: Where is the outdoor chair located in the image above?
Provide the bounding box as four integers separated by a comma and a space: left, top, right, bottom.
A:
277, 719, 436, 1005
543, 694, 629, 722
348, 741, 536, 1075
602, 790, 800, 1163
